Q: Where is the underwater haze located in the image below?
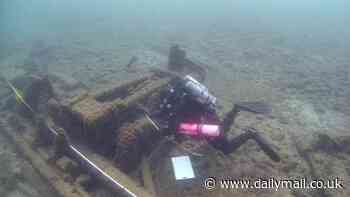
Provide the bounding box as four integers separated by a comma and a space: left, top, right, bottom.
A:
0, 0, 350, 197
1, 0, 349, 45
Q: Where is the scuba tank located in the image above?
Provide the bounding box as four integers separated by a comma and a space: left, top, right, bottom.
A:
182, 75, 216, 111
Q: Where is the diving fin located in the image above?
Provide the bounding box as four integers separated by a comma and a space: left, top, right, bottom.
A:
221, 101, 272, 133
234, 101, 272, 114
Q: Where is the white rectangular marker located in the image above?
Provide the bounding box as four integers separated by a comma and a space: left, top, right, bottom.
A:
171, 155, 195, 180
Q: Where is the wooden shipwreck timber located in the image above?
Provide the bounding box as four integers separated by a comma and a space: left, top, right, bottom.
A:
1, 72, 171, 197
0, 46, 281, 197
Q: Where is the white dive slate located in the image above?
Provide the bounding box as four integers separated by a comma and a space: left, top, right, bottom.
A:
171, 155, 195, 180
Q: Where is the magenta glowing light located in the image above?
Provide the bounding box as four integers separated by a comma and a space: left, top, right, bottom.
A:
178, 123, 220, 138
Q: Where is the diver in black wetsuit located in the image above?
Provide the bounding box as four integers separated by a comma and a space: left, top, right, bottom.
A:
155, 75, 281, 162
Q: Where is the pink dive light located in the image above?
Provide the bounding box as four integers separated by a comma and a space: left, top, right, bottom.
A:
178, 123, 220, 137
200, 124, 220, 137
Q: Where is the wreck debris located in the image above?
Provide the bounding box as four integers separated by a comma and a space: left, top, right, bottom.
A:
48, 128, 70, 164
33, 115, 54, 147
24, 75, 55, 114
44, 120, 141, 197
312, 133, 341, 154
168, 45, 207, 82
114, 117, 157, 172
56, 157, 82, 182
2, 74, 157, 197
126, 56, 139, 69
0, 66, 286, 197
168, 45, 187, 72
0, 118, 90, 197
114, 122, 141, 172
4, 107, 146, 197
49, 73, 172, 166
140, 156, 156, 195
290, 132, 333, 197
69, 144, 139, 197
246, 128, 281, 162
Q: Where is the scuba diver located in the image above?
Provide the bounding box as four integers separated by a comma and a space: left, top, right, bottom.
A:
147, 74, 281, 162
